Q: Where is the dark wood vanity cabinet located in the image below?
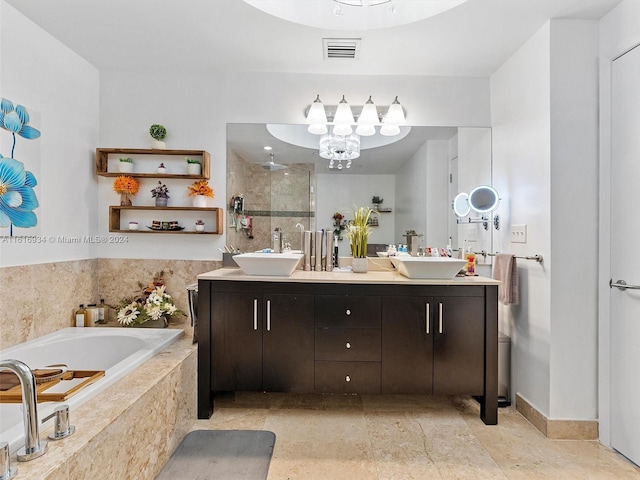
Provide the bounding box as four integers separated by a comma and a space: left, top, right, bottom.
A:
315, 295, 382, 394
198, 278, 498, 425
210, 288, 314, 393
381, 294, 485, 395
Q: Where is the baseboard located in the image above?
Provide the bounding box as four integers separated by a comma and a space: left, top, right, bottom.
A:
515, 393, 598, 440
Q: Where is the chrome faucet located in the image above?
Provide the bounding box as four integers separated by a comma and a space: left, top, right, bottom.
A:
0, 360, 48, 462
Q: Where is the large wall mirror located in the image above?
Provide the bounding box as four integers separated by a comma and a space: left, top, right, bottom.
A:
227, 124, 492, 261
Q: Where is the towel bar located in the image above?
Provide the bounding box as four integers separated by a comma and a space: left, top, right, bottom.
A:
476, 251, 543, 263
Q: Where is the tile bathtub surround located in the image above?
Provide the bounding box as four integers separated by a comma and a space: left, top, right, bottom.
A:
0, 258, 221, 349
0, 259, 98, 350
14, 335, 196, 480
194, 393, 640, 480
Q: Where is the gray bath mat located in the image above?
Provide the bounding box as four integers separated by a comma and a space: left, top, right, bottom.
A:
157, 430, 276, 480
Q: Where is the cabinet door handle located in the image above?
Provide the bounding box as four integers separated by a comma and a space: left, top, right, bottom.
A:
425, 303, 430, 334
346, 309, 351, 316
345, 375, 351, 382
346, 342, 351, 349
266, 299, 271, 331
253, 299, 258, 331
438, 302, 443, 334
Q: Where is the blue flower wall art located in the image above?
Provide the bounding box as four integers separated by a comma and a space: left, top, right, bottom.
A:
0, 98, 41, 235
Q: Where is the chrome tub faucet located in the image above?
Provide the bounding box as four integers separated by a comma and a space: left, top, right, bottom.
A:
0, 360, 48, 462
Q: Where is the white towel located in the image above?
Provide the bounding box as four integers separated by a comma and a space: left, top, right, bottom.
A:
492, 254, 519, 305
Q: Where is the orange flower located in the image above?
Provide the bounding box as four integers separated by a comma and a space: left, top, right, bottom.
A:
187, 180, 214, 198
113, 175, 140, 195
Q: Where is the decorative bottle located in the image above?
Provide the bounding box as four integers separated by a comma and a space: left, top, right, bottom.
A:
97, 298, 106, 324
75, 304, 87, 327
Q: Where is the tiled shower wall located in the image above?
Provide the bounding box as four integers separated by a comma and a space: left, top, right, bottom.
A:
0, 258, 220, 350
227, 149, 315, 253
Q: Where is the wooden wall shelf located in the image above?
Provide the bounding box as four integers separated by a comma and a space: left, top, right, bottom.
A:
109, 206, 223, 234
96, 148, 210, 179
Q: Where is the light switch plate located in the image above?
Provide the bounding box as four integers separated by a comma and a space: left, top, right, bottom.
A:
511, 224, 527, 243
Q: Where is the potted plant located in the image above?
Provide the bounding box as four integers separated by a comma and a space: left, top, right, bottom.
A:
151, 181, 170, 207
118, 157, 134, 173
157, 162, 166, 174
186, 157, 201, 175
195, 219, 205, 233
187, 179, 214, 207
372, 195, 383, 211
149, 124, 167, 149
113, 175, 140, 206
346, 206, 377, 273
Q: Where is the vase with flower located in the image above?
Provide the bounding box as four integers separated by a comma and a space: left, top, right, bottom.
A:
332, 211, 346, 239
187, 180, 214, 207
114, 272, 185, 327
113, 175, 140, 206
151, 181, 170, 207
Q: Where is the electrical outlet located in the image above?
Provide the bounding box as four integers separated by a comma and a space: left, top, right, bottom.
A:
511, 224, 527, 243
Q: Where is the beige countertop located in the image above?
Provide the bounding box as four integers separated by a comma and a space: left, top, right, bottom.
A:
198, 267, 500, 286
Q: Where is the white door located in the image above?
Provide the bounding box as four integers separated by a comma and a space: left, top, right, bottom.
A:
610, 43, 640, 466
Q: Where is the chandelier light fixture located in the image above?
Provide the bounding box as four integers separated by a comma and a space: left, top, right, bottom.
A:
305, 94, 406, 170
319, 131, 361, 170
333, 0, 396, 16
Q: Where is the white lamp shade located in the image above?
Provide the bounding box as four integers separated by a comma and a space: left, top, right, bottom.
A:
357, 100, 379, 126
333, 97, 355, 126
384, 102, 406, 125
306, 98, 328, 125
380, 124, 400, 136
333, 122, 353, 136
355, 124, 376, 136
308, 123, 328, 135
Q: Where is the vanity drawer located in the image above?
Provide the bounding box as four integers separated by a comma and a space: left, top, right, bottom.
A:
315, 328, 381, 362
315, 361, 381, 394
315, 295, 381, 329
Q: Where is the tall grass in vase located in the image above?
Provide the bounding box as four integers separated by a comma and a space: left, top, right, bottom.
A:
346, 206, 377, 272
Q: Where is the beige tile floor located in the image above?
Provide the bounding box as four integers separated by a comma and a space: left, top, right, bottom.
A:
192, 393, 640, 480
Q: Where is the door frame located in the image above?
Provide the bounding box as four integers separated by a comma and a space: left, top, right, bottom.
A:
598, 39, 640, 447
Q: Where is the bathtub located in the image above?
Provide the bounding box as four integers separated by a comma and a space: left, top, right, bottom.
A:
0, 327, 182, 453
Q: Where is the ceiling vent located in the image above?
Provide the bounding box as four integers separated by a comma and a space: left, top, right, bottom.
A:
323, 38, 361, 60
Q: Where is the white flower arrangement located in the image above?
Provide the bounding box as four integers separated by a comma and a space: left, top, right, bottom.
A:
116, 283, 183, 327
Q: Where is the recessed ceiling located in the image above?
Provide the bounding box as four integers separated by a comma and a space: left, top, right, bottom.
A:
4, 0, 622, 76
227, 123, 458, 175
241, 0, 469, 30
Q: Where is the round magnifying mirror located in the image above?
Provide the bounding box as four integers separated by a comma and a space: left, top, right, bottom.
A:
452, 192, 470, 217
469, 185, 500, 213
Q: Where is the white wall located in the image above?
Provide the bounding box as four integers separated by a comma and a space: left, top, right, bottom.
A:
0, 1, 99, 267
456, 127, 493, 258
316, 173, 395, 257
425, 140, 449, 247
548, 20, 599, 421
598, 0, 640, 446
395, 141, 427, 248
491, 22, 552, 416
491, 19, 599, 420
98, 71, 490, 260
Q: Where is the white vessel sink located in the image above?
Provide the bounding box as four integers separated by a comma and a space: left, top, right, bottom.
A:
233, 252, 303, 276
390, 256, 467, 279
